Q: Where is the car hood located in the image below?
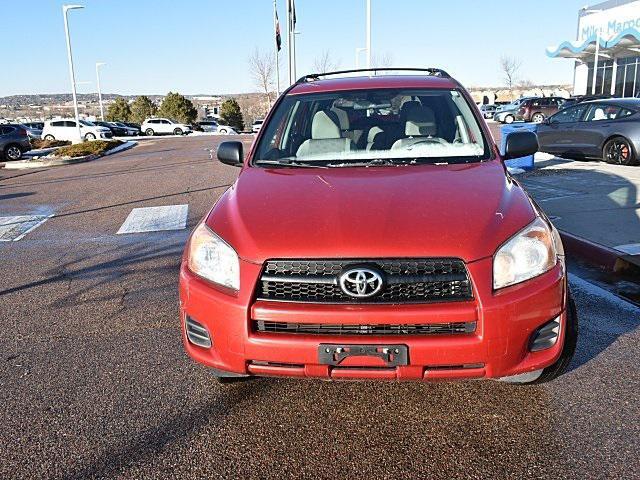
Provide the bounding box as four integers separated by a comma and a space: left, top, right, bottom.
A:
206, 160, 537, 263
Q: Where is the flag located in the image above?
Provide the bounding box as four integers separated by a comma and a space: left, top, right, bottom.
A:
275, 9, 282, 51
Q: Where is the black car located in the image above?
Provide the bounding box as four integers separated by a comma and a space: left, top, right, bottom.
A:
0, 124, 31, 161
537, 98, 640, 166
560, 94, 613, 111
94, 121, 128, 137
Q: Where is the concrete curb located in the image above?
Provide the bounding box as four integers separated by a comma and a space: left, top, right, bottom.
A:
3, 141, 136, 170
560, 230, 640, 277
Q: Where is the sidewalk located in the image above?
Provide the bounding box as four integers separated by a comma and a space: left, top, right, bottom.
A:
519, 154, 640, 269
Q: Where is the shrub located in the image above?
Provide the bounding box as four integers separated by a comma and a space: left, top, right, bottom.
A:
31, 139, 71, 149
54, 140, 123, 158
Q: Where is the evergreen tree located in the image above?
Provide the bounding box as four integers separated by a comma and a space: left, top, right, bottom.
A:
157, 92, 197, 124
105, 97, 131, 122
129, 96, 157, 124
219, 98, 244, 131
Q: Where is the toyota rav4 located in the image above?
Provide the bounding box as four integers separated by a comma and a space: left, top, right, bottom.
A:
179, 68, 578, 385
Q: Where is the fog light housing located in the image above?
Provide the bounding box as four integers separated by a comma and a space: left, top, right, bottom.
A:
185, 316, 212, 348
529, 316, 561, 352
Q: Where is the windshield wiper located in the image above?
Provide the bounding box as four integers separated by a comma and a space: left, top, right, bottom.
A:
255, 159, 329, 168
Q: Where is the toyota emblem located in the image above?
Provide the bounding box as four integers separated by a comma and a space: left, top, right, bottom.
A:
339, 266, 384, 298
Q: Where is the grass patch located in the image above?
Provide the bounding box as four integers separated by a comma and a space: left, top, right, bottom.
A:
31, 139, 71, 149
54, 140, 123, 158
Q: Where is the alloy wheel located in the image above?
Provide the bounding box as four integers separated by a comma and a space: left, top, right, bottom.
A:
605, 138, 632, 165
5, 146, 21, 160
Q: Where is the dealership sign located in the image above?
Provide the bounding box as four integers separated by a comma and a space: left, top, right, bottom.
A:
579, 1, 640, 40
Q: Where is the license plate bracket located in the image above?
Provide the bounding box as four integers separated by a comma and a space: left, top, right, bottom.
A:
318, 344, 408, 367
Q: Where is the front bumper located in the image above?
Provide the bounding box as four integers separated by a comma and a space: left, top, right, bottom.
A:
179, 257, 567, 381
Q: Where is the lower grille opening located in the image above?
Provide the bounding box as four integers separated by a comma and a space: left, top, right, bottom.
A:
425, 363, 485, 370
253, 320, 476, 336
250, 360, 305, 369
185, 316, 212, 348
529, 316, 560, 352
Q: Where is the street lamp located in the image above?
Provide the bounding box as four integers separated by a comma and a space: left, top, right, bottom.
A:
581, 7, 605, 95
96, 62, 106, 121
366, 0, 371, 71
62, 4, 84, 143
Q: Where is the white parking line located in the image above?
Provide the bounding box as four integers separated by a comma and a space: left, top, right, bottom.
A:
614, 243, 640, 255
117, 205, 188, 234
0, 214, 54, 241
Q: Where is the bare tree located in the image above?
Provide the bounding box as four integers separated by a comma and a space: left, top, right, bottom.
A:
313, 50, 340, 72
249, 47, 275, 103
372, 52, 394, 68
500, 55, 522, 96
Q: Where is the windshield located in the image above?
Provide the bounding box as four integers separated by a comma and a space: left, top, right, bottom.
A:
80, 120, 95, 127
253, 88, 489, 167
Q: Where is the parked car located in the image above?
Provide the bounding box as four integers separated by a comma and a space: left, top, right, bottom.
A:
494, 97, 536, 124
198, 120, 219, 132
23, 121, 44, 130
123, 122, 141, 131
560, 94, 613, 111
111, 122, 140, 136
216, 125, 237, 135
0, 124, 31, 160
479, 104, 497, 119
20, 123, 42, 139
94, 121, 128, 137
41, 119, 112, 142
537, 98, 640, 166
141, 118, 192, 136
252, 119, 264, 133
180, 68, 577, 385
514, 97, 567, 123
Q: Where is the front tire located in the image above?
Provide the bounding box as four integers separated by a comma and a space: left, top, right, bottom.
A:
219, 128, 228, 134
4, 145, 22, 161
532, 112, 545, 123
603, 136, 637, 166
504, 114, 514, 124
44, 134, 55, 141
173, 128, 183, 135
145, 128, 155, 136
84, 133, 96, 141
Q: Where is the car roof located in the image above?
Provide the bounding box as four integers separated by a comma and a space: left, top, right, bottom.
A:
288, 75, 458, 95
585, 97, 640, 107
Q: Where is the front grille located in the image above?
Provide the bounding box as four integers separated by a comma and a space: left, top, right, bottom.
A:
253, 320, 476, 335
257, 258, 473, 303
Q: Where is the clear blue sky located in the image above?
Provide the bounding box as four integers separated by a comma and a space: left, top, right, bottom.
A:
3, 0, 589, 96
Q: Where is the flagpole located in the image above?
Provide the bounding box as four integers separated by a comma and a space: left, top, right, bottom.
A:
286, 0, 292, 84
274, 0, 280, 97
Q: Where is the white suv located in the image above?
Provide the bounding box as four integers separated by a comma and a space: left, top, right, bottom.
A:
41, 119, 112, 142
141, 118, 192, 136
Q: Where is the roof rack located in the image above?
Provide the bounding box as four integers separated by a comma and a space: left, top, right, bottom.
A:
296, 67, 452, 84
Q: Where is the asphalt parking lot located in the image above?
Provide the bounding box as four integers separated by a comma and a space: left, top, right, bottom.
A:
0, 136, 638, 479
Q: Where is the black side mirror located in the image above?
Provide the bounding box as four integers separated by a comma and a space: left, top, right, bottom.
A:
217, 141, 243, 167
503, 131, 538, 160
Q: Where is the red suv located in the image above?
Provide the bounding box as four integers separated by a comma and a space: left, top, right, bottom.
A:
180, 68, 577, 384
515, 97, 567, 123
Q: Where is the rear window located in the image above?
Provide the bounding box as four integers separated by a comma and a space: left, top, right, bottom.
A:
254, 88, 489, 166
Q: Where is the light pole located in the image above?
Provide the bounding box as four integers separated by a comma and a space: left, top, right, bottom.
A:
581, 7, 605, 95
62, 4, 84, 143
366, 0, 371, 71
96, 62, 106, 121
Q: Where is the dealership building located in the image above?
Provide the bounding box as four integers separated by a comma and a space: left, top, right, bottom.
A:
548, 0, 640, 96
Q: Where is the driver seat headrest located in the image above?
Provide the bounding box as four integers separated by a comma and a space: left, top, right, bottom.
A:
312, 111, 341, 139
405, 106, 437, 136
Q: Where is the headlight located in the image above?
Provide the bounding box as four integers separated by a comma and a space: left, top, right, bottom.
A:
493, 217, 558, 290
187, 223, 240, 291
